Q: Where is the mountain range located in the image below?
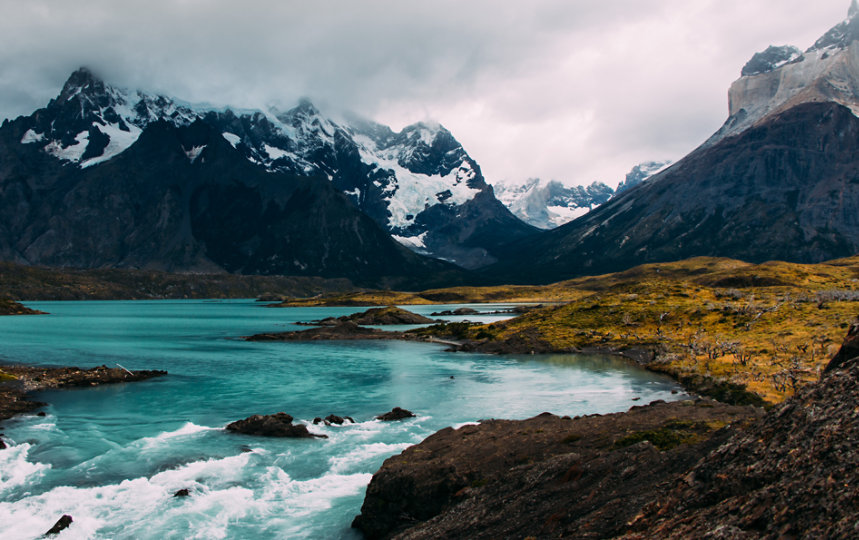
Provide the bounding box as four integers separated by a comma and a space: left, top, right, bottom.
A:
485, 2, 859, 283
0, 68, 535, 284
494, 161, 670, 230
3, 4, 859, 287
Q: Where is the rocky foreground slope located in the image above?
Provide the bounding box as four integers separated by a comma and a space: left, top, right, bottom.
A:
353, 321, 859, 539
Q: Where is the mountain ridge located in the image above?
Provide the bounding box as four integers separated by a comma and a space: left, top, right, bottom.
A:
6, 68, 535, 269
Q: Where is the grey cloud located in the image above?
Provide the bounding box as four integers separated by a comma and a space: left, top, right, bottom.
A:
0, 0, 850, 187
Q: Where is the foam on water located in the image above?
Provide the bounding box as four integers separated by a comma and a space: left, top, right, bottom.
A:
0, 452, 257, 539
0, 443, 51, 495
328, 442, 413, 473
140, 422, 220, 449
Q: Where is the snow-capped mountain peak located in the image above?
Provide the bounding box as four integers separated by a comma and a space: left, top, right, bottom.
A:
495, 178, 613, 230
13, 68, 534, 268
495, 160, 671, 230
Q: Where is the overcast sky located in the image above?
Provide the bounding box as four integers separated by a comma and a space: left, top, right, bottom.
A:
0, 0, 850, 188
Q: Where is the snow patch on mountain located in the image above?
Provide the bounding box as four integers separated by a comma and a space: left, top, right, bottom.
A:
45, 131, 89, 162
616, 161, 672, 193
184, 145, 206, 163
495, 179, 613, 229
80, 122, 143, 168
496, 160, 672, 230
20, 129, 44, 144
354, 134, 480, 229
392, 232, 428, 251
221, 132, 241, 148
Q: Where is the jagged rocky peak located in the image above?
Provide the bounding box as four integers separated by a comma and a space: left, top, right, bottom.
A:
496, 178, 614, 230
497, 160, 669, 230
57, 67, 106, 101
616, 160, 672, 193
808, 0, 859, 52
741, 45, 802, 77
708, 1, 859, 145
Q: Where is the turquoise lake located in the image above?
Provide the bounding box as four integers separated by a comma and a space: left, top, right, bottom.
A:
0, 300, 686, 539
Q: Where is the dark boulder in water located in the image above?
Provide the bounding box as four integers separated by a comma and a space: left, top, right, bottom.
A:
226, 412, 327, 439
45, 515, 73, 535
173, 488, 191, 498
376, 407, 416, 421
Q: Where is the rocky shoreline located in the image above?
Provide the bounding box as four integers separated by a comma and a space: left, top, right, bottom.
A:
351, 321, 859, 538
246, 308, 766, 406
353, 400, 760, 539
0, 364, 167, 425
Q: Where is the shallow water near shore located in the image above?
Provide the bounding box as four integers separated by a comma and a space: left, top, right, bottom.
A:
0, 300, 685, 539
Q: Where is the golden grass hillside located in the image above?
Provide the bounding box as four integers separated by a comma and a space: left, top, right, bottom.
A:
420, 257, 859, 404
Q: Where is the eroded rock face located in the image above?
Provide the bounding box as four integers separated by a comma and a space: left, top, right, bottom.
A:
225, 412, 327, 439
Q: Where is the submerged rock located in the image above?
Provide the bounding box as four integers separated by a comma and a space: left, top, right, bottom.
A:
376, 407, 416, 421
226, 412, 327, 439
45, 515, 73, 536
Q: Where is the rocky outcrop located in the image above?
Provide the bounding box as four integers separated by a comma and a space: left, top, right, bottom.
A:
375, 407, 416, 421
301, 306, 436, 326
352, 400, 759, 539
0, 364, 167, 423
44, 515, 73, 536
0, 299, 44, 315
246, 321, 416, 342
313, 414, 356, 426
225, 412, 326, 439
430, 307, 478, 316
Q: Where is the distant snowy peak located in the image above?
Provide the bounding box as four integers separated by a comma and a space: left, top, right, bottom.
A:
709, 2, 859, 145
496, 161, 671, 230
616, 160, 672, 193
495, 179, 613, 230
